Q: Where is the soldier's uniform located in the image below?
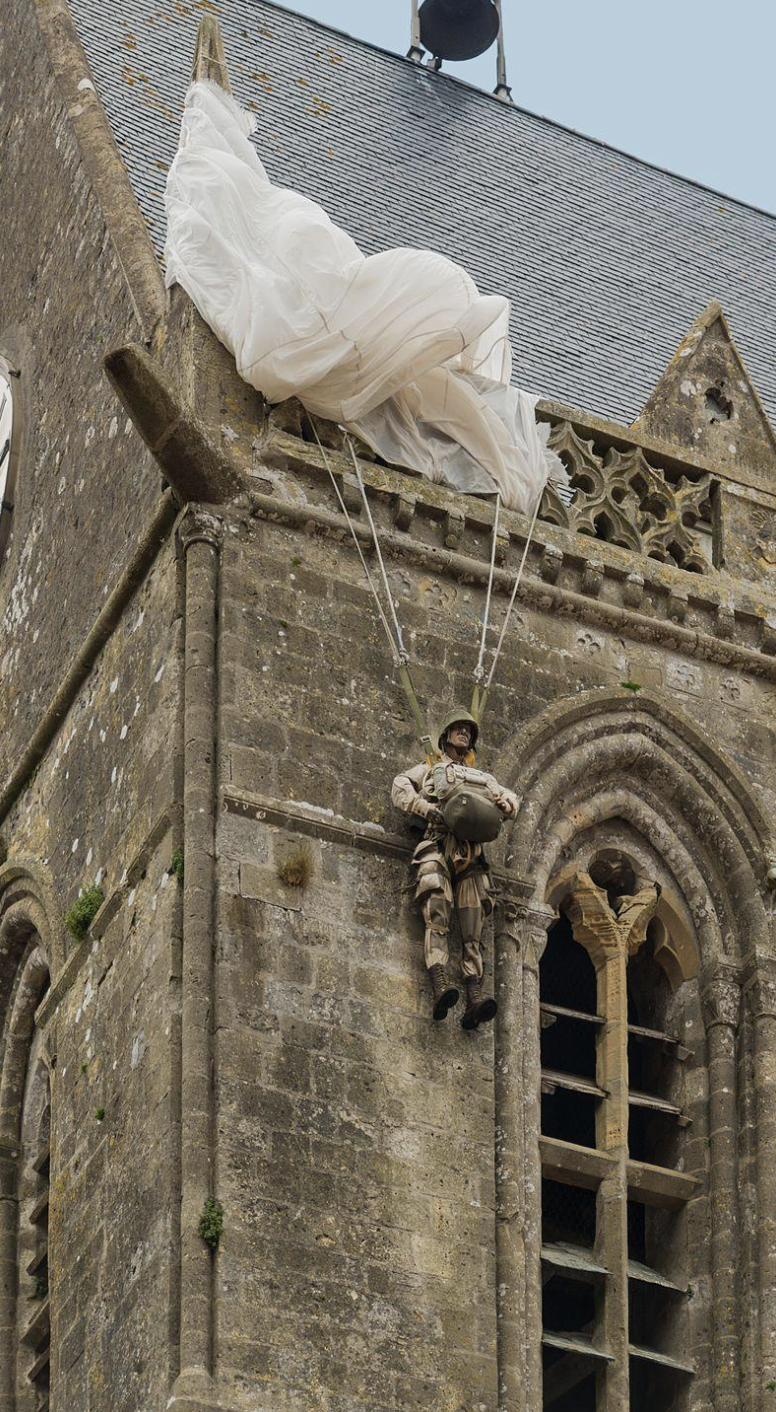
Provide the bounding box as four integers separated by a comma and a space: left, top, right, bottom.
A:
392, 704, 519, 1032
391, 756, 518, 979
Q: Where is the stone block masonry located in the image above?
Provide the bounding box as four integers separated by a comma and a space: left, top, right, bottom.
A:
3, 0, 776, 1392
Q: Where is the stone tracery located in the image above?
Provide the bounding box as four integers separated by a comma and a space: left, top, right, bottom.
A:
540, 420, 715, 573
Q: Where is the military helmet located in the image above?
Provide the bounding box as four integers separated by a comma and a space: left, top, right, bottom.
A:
437, 707, 480, 751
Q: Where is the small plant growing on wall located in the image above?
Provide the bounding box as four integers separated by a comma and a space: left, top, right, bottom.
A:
64, 885, 105, 944
277, 847, 312, 890
198, 1197, 224, 1250
169, 847, 184, 885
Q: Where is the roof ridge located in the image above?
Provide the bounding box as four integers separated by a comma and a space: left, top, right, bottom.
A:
255, 0, 776, 223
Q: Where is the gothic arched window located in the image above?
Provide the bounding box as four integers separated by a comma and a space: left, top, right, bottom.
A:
539, 860, 696, 1412
0, 938, 51, 1412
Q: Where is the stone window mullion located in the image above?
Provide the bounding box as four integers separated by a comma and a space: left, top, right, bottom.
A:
566, 882, 632, 1408
594, 944, 630, 1412
565, 873, 660, 1409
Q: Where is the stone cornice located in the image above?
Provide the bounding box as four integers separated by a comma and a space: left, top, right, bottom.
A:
254, 434, 776, 679
221, 788, 538, 900
222, 787, 411, 861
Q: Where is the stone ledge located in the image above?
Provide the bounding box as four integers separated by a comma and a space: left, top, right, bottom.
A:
166, 1394, 231, 1412
221, 789, 530, 903
244, 479, 776, 683
221, 787, 411, 861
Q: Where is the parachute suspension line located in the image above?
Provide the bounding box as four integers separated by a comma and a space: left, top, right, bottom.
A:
345, 434, 408, 663
473, 491, 501, 684
471, 491, 501, 724
343, 433, 436, 766
474, 485, 544, 723
310, 423, 434, 764
310, 422, 400, 668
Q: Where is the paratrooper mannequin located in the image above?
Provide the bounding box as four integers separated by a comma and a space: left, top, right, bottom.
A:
392, 709, 519, 1028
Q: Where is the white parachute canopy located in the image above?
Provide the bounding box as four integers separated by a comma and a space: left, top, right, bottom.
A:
164, 81, 566, 514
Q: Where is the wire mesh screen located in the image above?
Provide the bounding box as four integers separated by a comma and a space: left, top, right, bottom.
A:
540, 917, 597, 1015
542, 1177, 596, 1246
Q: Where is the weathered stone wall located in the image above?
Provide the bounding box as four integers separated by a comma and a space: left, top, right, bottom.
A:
5, 536, 181, 1411
216, 465, 776, 829
209, 447, 776, 1410
0, 0, 161, 781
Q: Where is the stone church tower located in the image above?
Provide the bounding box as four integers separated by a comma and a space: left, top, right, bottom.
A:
1, 1, 776, 1410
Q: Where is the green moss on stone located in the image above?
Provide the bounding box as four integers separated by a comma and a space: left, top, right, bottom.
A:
64, 885, 104, 944
198, 1196, 224, 1250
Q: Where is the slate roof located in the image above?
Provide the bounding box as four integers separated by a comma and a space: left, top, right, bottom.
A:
67, 0, 776, 428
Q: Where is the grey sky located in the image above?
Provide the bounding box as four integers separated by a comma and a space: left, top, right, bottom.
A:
281, 0, 776, 216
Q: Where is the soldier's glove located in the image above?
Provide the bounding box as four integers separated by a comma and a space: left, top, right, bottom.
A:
491, 790, 519, 819
413, 798, 443, 825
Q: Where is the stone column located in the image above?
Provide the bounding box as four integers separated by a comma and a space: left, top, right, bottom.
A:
173, 508, 223, 1410
493, 899, 552, 1412
743, 957, 776, 1412
521, 916, 550, 1412
493, 898, 525, 1412
0, 1141, 18, 1412
564, 873, 659, 1412
700, 966, 742, 1412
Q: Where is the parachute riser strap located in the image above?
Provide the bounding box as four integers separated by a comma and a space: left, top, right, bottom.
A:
399, 663, 435, 766
470, 682, 489, 724
341, 435, 434, 763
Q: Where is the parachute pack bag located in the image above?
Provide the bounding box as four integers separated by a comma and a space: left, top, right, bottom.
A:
432, 762, 503, 844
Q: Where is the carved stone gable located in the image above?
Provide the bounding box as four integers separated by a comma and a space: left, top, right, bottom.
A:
635, 302, 776, 481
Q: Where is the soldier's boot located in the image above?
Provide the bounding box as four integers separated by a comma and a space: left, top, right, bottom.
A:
428, 965, 459, 1021
461, 977, 498, 1030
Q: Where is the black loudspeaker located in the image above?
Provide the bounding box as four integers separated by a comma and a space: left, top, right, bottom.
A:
418, 0, 500, 61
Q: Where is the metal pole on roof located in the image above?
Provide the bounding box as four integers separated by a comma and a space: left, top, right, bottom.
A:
493, 0, 513, 102
408, 0, 424, 63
